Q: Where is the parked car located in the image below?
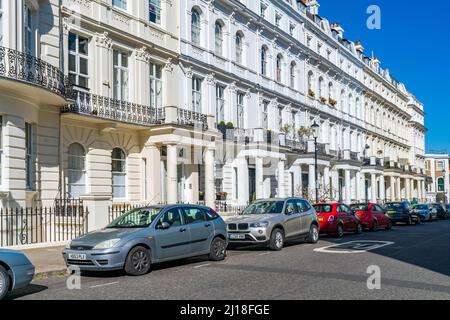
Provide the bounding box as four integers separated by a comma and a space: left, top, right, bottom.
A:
226, 198, 319, 251
63, 205, 228, 276
431, 203, 449, 220
384, 201, 420, 225
0, 249, 35, 300
313, 203, 363, 238
412, 204, 437, 222
350, 203, 392, 231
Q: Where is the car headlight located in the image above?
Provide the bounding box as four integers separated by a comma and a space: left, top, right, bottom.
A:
93, 239, 121, 250
250, 221, 269, 228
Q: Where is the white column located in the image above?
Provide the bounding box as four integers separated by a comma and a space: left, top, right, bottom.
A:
371, 173, 377, 203
255, 157, 264, 199
324, 166, 330, 188
355, 171, 362, 202
237, 158, 249, 205
379, 175, 386, 202
390, 176, 395, 202
396, 177, 401, 201
309, 164, 316, 201
405, 178, 411, 201
292, 164, 302, 196
345, 170, 351, 204
331, 169, 339, 201
166, 144, 178, 204
204, 148, 215, 208
278, 159, 285, 198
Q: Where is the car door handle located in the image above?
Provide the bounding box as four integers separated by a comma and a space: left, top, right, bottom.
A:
180, 228, 187, 232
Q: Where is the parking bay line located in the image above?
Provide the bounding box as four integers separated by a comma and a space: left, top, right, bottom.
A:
314, 240, 395, 254
89, 281, 119, 289
193, 263, 212, 269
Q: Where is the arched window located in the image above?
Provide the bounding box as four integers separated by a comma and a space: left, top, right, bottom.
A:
437, 177, 445, 192
347, 93, 353, 115
276, 54, 283, 82
191, 9, 201, 46
307, 71, 314, 91
318, 77, 324, 98
68, 143, 86, 198
261, 46, 268, 76
112, 148, 127, 199
356, 98, 361, 119
340, 90, 345, 111
290, 62, 296, 88
328, 82, 334, 100
215, 21, 223, 56
235, 32, 243, 64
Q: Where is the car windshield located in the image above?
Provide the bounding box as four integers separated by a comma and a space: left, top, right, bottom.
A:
313, 205, 333, 213
242, 201, 285, 215
107, 208, 161, 228
414, 205, 428, 210
385, 203, 402, 209
350, 204, 368, 211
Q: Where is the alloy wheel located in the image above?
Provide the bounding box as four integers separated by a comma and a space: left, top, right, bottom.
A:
131, 250, 150, 272
213, 238, 226, 259
275, 231, 284, 248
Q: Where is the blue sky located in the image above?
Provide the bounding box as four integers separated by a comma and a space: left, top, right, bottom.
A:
317, 0, 450, 153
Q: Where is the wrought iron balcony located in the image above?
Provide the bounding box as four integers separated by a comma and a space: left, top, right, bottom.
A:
0, 46, 66, 97
177, 109, 208, 130
62, 90, 160, 126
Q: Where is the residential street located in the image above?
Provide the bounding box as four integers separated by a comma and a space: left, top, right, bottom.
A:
6, 219, 450, 300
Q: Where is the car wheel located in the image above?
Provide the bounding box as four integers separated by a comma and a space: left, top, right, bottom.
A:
371, 220, 378, 232
209, 237, 227, 261
386, 220, 393, 231
269, 228, 285, 251
335, 224, 344, 238
124, 246, 151, 276
307, 224, 319, 244
356, 223, 363, 234
0, 265, 10, 300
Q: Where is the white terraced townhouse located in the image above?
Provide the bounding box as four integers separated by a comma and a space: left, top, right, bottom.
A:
0, 0, 427, 231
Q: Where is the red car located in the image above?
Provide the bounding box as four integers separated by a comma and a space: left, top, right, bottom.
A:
350, 203, 392, 231
313, 203, 363, 238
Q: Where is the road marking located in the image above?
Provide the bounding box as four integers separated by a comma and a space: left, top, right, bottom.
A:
258, 252, 271, 256
193, 263, 211, 269
89, 281, 119, 289
314, 240, 394, 254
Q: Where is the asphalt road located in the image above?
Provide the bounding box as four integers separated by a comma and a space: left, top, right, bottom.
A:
8, 219, 450, 300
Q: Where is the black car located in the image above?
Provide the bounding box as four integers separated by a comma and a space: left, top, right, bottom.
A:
431, 203, 449, 220
385, 201, 420, 225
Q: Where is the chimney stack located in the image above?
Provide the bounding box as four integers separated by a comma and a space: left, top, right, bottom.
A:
330, 22, 344, 38
303, 0, 320, 15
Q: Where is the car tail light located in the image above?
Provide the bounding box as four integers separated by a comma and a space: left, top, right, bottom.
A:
328, 215, 335, 222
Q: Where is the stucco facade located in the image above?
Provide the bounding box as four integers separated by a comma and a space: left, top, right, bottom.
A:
0, 0, 428, 229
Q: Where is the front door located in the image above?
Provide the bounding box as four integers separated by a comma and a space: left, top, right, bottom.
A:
248, 168, 256, 202
182, 207, 213, 254
154, 207, 191, 260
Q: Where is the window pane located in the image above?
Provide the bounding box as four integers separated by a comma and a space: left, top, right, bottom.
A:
69, 33, 77, 51
68, 54, 76, 72
78, 36, 88, 54
79, 57, 88, 75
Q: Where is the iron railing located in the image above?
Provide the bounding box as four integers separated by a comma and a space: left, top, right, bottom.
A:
0, 205, 88, 247
62, 90, 161, 126
0, 46, 66, 96
178, 108, 208, 130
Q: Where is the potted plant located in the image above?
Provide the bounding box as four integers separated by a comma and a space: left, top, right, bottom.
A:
226, 122, 234, 130
329, 98, 337, 107
216, 191, 228, 201
320, 96, 327, 104
217, 121, 227, 137
308, 89, 315, 98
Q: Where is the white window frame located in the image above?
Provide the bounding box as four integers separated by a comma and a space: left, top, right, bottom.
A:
261, 47, 267, 76
192, 77, 202, 113
215, 22, 223, 56
113, 50, 129, 101
235, 33, 243, 65
261, 101, 269, 128
112, 148, 127, 201
112, 0, 127, 11
149, 0, 161, 25
437, 161, 444, 171
290, 63, 296, 89
150, 62, 162, 108
237, 92, 245, 129
437, 177, 445, 192
191, 10, 201, 46
67, 143, 86, 199
216, 84, 225, 123
24, 4, 34, 56
68, 33, 89, 88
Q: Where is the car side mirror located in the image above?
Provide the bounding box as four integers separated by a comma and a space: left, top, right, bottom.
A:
157, 222, 170, 230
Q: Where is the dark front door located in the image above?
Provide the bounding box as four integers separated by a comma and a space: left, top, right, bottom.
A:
249, 168, 256, 202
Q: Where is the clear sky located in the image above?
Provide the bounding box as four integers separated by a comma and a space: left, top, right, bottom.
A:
316, 0, 450, 154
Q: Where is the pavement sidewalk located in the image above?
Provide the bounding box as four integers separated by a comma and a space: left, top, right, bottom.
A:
21, 246, 67, 276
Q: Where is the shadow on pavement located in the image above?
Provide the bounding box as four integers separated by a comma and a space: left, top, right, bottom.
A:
5, 284, 48, 300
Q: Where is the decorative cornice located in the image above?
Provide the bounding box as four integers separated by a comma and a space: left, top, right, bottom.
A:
95, 31, 112, 49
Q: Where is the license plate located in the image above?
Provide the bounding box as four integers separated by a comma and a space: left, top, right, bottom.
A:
388, 211, 396, 214
229, 234, 245, 240
68, 253, 87, 260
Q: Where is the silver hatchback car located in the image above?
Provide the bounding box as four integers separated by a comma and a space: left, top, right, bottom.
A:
63, 205, 228, 276
226, 198, 319, 251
